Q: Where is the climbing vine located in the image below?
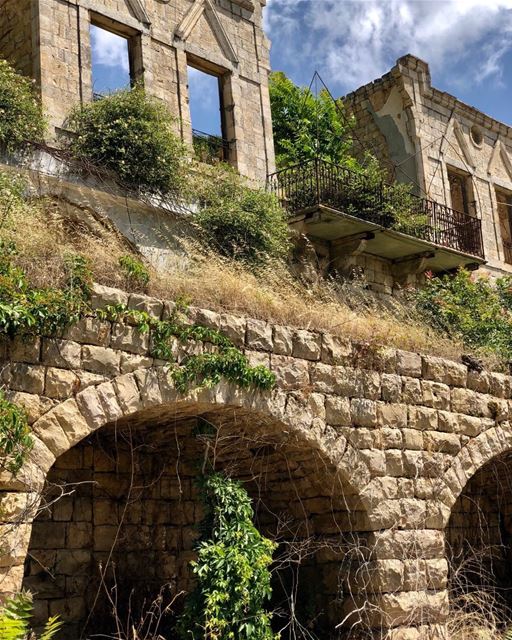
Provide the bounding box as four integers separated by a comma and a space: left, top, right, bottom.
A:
177, 473, 278, 640
0, 393, 31, 475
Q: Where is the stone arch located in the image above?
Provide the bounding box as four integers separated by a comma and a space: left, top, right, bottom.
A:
1, 367, 377, 638
442, 424, 512, 632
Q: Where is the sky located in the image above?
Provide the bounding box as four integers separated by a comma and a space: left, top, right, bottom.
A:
90, 0, 512, 132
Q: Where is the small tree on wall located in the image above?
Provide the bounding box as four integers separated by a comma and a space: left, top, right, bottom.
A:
178, 473, 278, 640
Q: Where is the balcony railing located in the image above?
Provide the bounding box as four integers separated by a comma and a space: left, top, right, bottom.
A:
267, 158, 484, 259
192, 129, 230, 165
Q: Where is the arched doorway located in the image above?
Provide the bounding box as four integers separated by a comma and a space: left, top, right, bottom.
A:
446, 450, 512, 635
22, 400, 370, 639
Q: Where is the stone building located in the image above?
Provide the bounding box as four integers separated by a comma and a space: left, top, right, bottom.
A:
0, 0, 275, 182
344, 54, 512, 279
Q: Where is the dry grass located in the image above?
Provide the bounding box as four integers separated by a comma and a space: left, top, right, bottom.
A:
0, 185, 483, 365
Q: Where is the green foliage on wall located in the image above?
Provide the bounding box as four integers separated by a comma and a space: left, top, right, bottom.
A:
269, 71, 354, 170
0, 392, 31, 475
0, 591, 62, 640
178, 473, 278, 640
119, 254, 150, 291
192, 164, 290, 264
0, 59, 46, 153
67, 87, 186, 195
416, 269, 512, 363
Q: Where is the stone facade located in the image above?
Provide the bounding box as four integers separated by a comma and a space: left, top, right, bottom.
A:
344, 54, 512, 279
0, 0, 275, 182
2, 284, 512, 637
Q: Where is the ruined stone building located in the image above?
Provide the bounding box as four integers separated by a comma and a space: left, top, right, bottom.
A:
0, 0, 275, 182
344, 54, 512, 280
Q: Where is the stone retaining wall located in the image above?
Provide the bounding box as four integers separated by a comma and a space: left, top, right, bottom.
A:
2, 284, 512, 638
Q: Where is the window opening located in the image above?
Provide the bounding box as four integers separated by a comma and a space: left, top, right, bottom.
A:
448, 169, 471, 215
90, 23, 132, 99
497, 189, 512, 264
187, 64, 228, 164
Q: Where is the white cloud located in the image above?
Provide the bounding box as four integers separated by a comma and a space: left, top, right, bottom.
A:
90, 25, 130, 72
265, 0, 512, 92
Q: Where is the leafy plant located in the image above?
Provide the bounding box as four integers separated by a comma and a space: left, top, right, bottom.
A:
415, 269, 512, 363
0, 59, 45, 152
0, 591, 62, 640
0, 392, 32, 475
192, 164, 290, 264
67, 86, 185, 195
119, 254, 150, 291
178, 473, 278, 640
269, 71, 354, 170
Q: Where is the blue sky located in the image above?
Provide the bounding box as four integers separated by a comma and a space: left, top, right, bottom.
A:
90, 0, 512, 131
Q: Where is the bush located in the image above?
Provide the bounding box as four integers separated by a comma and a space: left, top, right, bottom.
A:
415, 269, 512, 363
178, 473, 277, 640
67, 87, 185, 195
192, 164, 290, 263
119, 254, 150, 291
0, 59, 45, 152
0, 591, 62, 639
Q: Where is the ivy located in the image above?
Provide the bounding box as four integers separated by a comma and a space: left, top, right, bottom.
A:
0, 393, 32, 475
178, 473, 278, 640
98, 303, 276, 393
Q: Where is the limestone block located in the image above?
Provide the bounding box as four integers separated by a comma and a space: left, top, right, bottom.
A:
380, 427, 403, 449
193, 308, 220, 330
467, 369, 490, 394
77, 371, 107, 389
381, 373, 402, 403
5, 391, 54, 425
396, 350, 422, 377
246, 350, 270, 368
321, 333, 352, 365
9, 335, 41, 364
246, 318, 272, 351
361, 369, 381, 399
422, 355, 467, 387
10, 363, 45, 395
33, 411, 69, 457
134, 368, 163, 408
350, 398, 377, 427
292, 330, 321, 361
120, 353, 153, 373
220, 313, 246, 347
81, 345, 121, 376
76, 386, 106, 431
371, 529, 444, 560
386, 449, 405, 476
360, 449, 386, 476
424, 431, 461, 455
402, 377, 422, 404
90, 284, 129, 310
63, 316, 110, 346
95, 382, 123, 423
45, 367, 80, 399
378, 402, 407, 429
421, 381, 450, 410
0, 564, 24, 596
272, 355, 309, 390
408, 406, 438, 431
55, 550, 90, 576
451, 388, 493, 417
41, 339, 81, 369
0, 523, 32, 567
488, 371, 510, 398
0, 492, 36, 521
113, 373, 141, 414
110, 323, 149, 355
325, 396, 351, 426
437, 410, 458, 433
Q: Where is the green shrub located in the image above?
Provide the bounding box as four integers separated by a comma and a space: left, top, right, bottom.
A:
0, 591, 62, 640
119, 254, 150, 291
0, 59, 45, 152
415, 269, 512, 362
67, 87, 185, 195
193, 164, 290, 263
0, 392, 32, 475
178, 473, 277, 640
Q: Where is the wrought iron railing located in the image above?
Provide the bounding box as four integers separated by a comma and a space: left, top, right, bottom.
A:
267, 158, 484, 259
192, 129, 230, 165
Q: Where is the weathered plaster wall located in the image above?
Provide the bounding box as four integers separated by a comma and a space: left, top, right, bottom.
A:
2, 284, 512, 637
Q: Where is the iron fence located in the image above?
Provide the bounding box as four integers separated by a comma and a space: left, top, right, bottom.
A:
267, 158, 484, 259
192, 129, 230, 165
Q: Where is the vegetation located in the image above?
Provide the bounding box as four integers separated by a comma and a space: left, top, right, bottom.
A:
0, 591, 62, 640
416, 269, 512, 364
119, 254, 150, 291
0, 59, 45, 153
0, 392, 32, 475
192, 164, 290, 264
269, 71, 354, 169
178, 473, 277, 640
67, 87, 185, 195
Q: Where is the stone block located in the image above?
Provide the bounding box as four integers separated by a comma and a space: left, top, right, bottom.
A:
10, 363, 45, 395
381, 373, 402, 402
421, 381, 450, 410
45, 367, 80, 399
220, 313, 246, 347
377, 402, 407, 429
396, 350, 422, 377
110, 323, 149, 354
120, 353, 153, 373
321, 333, 351, 365
350, 398, 377, 427
272, 355, 309, 390
63, 316, 110, 346
246, 318, 272, 351
41, 339, 81, 369
113, 373, 141, 414
292, 330, 321, 361
90, 284, 129, 310
9, 335, 41, 364
76, 386, 106, 430
81, 345, 120, 376
325, 396, 351, 426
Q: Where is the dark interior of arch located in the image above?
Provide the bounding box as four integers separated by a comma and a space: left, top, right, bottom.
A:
446, 451, 512, 625
23, 404, 369, 640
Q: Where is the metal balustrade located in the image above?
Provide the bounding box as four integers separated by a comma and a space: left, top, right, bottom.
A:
267, 158, 484, 259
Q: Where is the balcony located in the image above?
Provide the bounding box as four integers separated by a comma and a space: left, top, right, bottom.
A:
192, 129, 230, 165
267, 159, 485, 274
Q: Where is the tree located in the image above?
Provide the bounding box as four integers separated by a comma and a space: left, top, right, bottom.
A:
178, 473, 278, 640
269, 71, 354, 170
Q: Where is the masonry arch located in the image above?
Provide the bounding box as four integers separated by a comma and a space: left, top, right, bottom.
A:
443, 425, 512, 632
1, 368, 376, 639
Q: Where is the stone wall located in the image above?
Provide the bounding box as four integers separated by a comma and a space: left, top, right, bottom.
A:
0, 0, 275, 183
3, 284, 512, 637
344, 54, 512, 279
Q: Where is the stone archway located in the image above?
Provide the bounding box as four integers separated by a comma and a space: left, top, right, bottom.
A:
0, 368, 376, 639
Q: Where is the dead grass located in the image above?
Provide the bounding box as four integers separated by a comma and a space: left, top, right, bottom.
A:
0, 188, 475, 365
